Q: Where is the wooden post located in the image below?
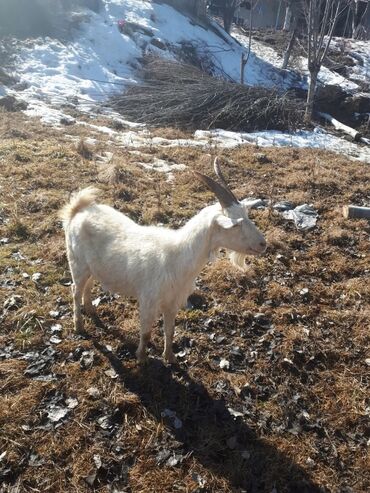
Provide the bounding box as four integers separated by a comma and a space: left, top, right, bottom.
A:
343, 205, 370, 220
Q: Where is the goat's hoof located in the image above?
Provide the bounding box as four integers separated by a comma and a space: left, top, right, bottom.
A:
136, 350, 148, 365
163, 352, 177, 365
75, 322, 84, 334
85, 307, 96, 318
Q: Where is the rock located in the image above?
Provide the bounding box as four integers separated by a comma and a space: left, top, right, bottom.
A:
49, 310, 60, 318
60, 116, 75, 126
0, 96, 27, 112
104, 369, 118, 379
4, 295, 23, 310
343, 93, 370, 114
50, 324, 62, 333
219, 358, 230, 370
282, 204, 318, 231
151, 38, 167, 50
273, 201, 294, 212
226, 435, 237, 449
50, 335, 62, 344
253, 152, 270, 164
87, 387, 101, 399
187, 293, 206, 310
316, 84, 347, 113
227, 407, 244, 418
80, 350, 95, 369
160, 408, 182, 429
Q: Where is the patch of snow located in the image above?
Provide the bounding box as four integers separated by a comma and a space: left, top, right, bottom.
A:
298, 57, 358, 91
136, 157, 187, 182
3, 0, 300, 125
234, 29, 359, 92
232, 29, 304, 89
63, 121, 370, 164
331, 38, 370, 85
194, 128, 370, 163
1, 1, 368, 164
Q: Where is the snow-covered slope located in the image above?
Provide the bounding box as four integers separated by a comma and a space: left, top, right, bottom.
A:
234, 29, 370, 94
3, 0, 297, 125
1, 0, 369, 163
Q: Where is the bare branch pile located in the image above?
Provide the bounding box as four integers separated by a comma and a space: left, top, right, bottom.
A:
108, 58, 305, 132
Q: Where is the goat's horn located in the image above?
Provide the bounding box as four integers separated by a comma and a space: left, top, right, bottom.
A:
213, 157, 239, 203
194, 171, 236, 209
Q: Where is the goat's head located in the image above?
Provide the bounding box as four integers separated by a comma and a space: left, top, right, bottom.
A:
195, 158, 266, 269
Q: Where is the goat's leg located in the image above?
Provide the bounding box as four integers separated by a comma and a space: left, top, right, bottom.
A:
83, 276, 95, 317
136, 309, 156, 364
162, 309, 177, 364
70, 263, 90, 333
72, 281, 87, 332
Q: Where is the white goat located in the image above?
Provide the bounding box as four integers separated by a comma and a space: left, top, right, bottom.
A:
60, 159, 266, 363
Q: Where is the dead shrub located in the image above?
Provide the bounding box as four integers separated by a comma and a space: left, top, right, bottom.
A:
76, 138, 93, 160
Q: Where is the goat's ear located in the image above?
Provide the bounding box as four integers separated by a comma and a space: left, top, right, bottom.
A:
216, 216, 243, 230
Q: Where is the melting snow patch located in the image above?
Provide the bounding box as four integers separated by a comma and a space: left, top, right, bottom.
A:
1, 1, 369, 165
136, 158, 186, 181
2, 0, 268, 124
194, 128, 370, 163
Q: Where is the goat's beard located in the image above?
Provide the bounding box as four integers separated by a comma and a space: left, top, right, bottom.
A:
211, 249, 248, 271
227, 250, 248, 271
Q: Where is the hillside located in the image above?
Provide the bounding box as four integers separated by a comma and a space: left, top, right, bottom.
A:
0, 1, 370, 493
1, 0, 370, 162
0, 108, 369, 493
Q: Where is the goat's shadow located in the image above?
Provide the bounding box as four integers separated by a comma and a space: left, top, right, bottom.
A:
87, 327, 322, 493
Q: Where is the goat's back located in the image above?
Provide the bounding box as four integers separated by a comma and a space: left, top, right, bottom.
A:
64, 201, 183, 303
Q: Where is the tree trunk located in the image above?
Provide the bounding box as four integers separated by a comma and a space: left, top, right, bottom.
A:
240, 54, 246, 84
241, 1, 253, 82
305, 67, 319, 121
195, 0, 207, 19
353, 1, 370, 39
223, 7, 234, 33
275, 0, 283, 30
351, 0, 357, 37
318, 112, 362, 141
282, 26, 297, 68
283, 2, 293, 31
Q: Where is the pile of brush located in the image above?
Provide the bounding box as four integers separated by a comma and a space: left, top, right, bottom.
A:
109, 57, 305, 132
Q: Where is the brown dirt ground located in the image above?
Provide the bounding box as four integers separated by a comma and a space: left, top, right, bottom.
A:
0, 111, 369, 493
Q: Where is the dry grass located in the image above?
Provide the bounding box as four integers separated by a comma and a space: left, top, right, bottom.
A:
0, 111, 369, 493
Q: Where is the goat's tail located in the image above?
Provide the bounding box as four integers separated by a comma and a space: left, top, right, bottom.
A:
59, 187, 100, 225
